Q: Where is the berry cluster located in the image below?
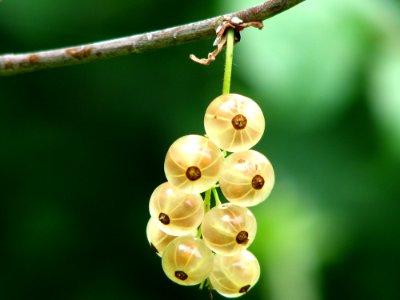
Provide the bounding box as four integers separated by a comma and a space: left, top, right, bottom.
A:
146, 93, 275, 298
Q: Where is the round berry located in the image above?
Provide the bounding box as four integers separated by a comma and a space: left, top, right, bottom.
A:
149, 182, 204, 236
201, 203, 257, 256
204, 94, 265, 152
164, 135, 223, 194
161, 236, 213, 286
146, 217, 177, 257
219, 150, 275, 207
209, 250, 260, 298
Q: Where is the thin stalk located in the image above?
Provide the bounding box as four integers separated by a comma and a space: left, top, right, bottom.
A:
212, 187, 222, 206
204, 189, 212, 212
198, 188, 212, 238
222, 29, 235, 95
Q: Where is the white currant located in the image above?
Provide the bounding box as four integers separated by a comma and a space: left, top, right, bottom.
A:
219, 150, 275, 207
161, 236, 213, 286
204, 93, 265, 152
164, 134, 223, 194
209, 250, 260, 298
149, 182, 204, 236
146, 217, 177, 257
201, 203, 257, 256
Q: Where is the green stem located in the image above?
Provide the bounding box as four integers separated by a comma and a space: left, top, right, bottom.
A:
196, 225, 202, 238
199, 279, 206, 290
199, 275, 212, 291
212, 187, 222, 206
204, 189, 212, 212
198, 189, 212, 238
222, 29, 235, 95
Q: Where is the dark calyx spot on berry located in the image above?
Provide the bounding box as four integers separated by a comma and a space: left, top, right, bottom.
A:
252, 175, 265, 190
236, 231, 249, 244
158, 213, 170, 225
239, 285, 251, 293
186, 166, 202, 181
231, 114, 247, 130
150, 243, 159, 254
175, 271, 188, 281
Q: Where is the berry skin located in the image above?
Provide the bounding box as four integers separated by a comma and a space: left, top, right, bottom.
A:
219, 150, 275, 207
209, 250, 260, 298
201, 203, 257, 256
149, 182, 204, 236
164, 135, 224, 194
161, 236, 214, 286
146, 217, 177, 257
204, 94, 265, 152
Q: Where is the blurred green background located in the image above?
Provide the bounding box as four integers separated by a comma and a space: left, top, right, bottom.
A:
1, 0, 400, 299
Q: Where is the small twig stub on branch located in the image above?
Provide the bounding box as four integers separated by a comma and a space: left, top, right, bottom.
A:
189, 17, 264, 66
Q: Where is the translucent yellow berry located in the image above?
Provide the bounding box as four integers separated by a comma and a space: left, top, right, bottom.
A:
149, 182, 204, 236
146, 217, 177, 257
219, 150, 275, 207
209, 250, 260, 298
164, 135, 223, 194
161, 236, 213, 286
201, 203, 257, 256
204, 94, 265, 152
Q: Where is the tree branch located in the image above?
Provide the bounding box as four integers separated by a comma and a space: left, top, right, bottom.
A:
0, 0, 305, 76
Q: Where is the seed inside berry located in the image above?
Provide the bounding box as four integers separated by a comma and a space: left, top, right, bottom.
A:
231, 114, 247, 130
251, 175, 265, 190
158, 213, 170, 225
186, 166, 202, 181
239, 285, 251, 293
236, 231, 249, 244
175, 270, 188, 281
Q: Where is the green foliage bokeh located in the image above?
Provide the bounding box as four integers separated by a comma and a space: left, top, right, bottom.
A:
1, 0, 400, 299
